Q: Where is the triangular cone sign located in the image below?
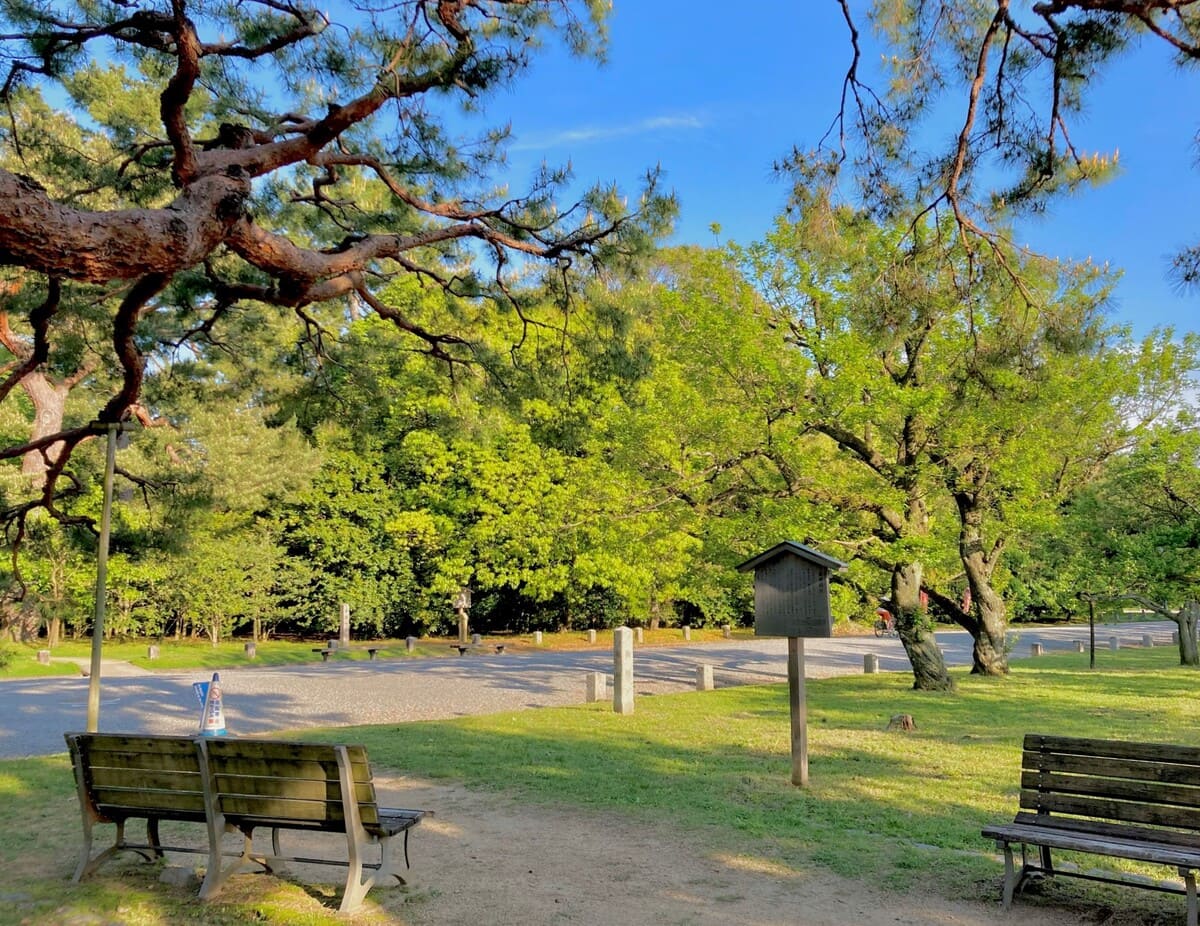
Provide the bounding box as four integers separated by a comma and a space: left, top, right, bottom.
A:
199, 671, 226, 736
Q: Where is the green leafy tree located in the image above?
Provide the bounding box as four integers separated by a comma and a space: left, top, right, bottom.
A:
1062, 424, 1200, 665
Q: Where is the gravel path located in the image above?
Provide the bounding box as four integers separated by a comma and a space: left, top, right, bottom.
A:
0, 621, 1175, 759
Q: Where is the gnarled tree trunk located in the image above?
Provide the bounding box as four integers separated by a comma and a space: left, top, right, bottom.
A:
894, 562, 955, 691
956, 489, 1009, 675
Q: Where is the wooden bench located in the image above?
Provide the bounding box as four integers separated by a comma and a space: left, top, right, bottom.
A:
198, 738, 426, 913
982, 733, 1200, 925
64, 732, 255, 881
314, 646, 381, 661
66, 733, 425, 914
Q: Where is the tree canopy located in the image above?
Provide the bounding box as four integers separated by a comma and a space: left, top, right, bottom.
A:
0, 0, 672, 518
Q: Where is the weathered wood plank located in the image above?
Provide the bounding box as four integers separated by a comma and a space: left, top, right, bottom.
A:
983, 821, 1200, 867
1025, 734, 1200, 768
1020, 769, 1200, 810
89, 767, 204, 792
1019, 790, 1200, 830
1023, 751, 1200, 788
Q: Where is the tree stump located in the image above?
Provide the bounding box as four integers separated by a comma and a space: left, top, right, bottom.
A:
887, 713, 916, 732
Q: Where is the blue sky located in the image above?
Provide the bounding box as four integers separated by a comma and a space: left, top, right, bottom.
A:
478, 2, 1198, 337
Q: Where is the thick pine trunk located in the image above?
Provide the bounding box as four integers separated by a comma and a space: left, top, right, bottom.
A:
958, 493, 1009, 675
893, 563, 955, 691
20, 371, 69, 485
1176, 602, 1199, 666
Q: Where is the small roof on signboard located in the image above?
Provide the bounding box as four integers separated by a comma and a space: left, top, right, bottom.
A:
735, 541, 848, 574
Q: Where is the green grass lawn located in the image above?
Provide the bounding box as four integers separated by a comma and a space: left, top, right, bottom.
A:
1, 646, 1196, 924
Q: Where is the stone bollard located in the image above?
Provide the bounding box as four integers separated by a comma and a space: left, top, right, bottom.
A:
586, 672, 607, 703
722, 624, 732, 639
534, 630, 543, 645
147, 644, 159, 660
864, 653, 879, 674
1075, 640, 1085, 653
471, 633, 482, 645
405, 636, 416, 652
682, 625, 691, 641
1031, 643, 1043, 657
635, 627, 644, 644
696, 664, 714, 691
587, 629, 597, 644
1110, 636, 1120, 652
328, 639, 339, 652
1142, 634, 1154, 648
613, 626, 634, 715
243, 642, 256, 659
37, 649, 51, 665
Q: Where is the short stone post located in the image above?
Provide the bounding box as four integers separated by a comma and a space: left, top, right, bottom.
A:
696, 664, 714, 691
722, 624, 732, 639
682, 625, 691, 641
37, 649, 51, 665
634, 627, 644, 644
587, 629, 597, 644
586, 672, 607, 702
1075, 640, 1085, 653
471, 633, 482, 645
613, 626, 634, 715
1031, 642, 1043, 657
1142, 633, 1154, 648
534, 630, 543, 645
863, 653, 879, 674
327, 639, 339, 652
1110, 636, 1120, 651
147, 644, 159, 660
243, 642, 256, 659
405, 636, 416, 652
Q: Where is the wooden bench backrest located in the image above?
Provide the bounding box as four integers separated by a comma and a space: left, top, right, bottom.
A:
1020, 733, 1200, 837
65, 732, 207, 822
199, 739, 381, 831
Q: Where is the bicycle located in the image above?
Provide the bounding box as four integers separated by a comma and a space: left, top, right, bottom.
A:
873, 611, 898, 637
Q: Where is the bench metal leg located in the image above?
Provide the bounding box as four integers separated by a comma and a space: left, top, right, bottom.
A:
998, 840, 1018, 907
147, 818, 164, 859
1182, 868, 1198, 926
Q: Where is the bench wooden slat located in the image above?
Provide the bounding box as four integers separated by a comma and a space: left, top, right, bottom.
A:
201, 754, 372, 782
1026, 735, 1200, 767
1011, 812, 1200, 850
1020, 769, 1200, 811
983, 821, 1200, 868
89, 767, 204, 791
1024, 751, 1200, 788
213, 773, 374, 804
93, 787, 207, 814
1019, 790, 1200, 831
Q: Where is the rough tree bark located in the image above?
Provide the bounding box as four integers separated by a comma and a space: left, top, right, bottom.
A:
956, 489, 1009, 675
893, 562, 955, 691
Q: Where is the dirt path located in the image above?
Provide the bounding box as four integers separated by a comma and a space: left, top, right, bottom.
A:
339, 778, 1098, 926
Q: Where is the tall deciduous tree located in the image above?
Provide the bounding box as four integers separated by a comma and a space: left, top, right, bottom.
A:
1063, 425, 1200, 665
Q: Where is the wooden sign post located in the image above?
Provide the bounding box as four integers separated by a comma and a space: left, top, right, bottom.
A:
787, 637, 807, 785
737, 541, 847, 788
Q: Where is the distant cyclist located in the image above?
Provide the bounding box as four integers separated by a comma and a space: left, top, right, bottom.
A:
873, 598, 898, 637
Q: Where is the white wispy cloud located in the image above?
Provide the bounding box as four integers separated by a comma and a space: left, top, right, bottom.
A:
510, 114, 706, 152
